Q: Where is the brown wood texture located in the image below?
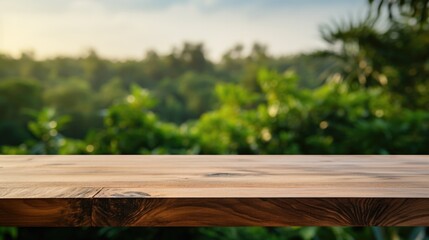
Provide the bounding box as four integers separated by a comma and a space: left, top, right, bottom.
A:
0, 155, 428, 226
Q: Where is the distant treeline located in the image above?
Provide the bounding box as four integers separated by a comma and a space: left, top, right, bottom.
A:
0, 43, 337, 144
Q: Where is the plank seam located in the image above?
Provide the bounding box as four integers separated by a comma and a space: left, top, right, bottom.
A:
90, 187, 105, 226
92, 187, 104, 198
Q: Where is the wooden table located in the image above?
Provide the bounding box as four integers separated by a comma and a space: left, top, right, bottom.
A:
0, 155, 428, 226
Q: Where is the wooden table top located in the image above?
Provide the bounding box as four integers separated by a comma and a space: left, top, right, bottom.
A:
0, 155, 428, 226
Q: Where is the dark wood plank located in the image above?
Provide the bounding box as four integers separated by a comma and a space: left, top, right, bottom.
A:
92, 198, 429, 226
0, 199, 92, 226
0, 187, 100, 226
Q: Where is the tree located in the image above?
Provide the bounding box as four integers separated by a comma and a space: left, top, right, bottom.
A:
82, 50, 112, 89
87, 85, 197, 154
0, 79, 42, 145
320, 0, 429, 108
369, 0, 429, 25
179, 43, 211, 72
43, 78, 100, 138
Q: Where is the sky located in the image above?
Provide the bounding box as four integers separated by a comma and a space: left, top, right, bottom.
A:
0, 0, 365, 60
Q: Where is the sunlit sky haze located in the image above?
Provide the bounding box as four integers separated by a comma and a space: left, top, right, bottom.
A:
0, 0, 365, 60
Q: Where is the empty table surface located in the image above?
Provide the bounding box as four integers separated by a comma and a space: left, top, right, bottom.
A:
0, 155, 428, 226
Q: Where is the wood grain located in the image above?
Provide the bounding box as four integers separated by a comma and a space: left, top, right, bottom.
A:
0, 199, 92, 226
92, 198, 429, 226
0, 155, 428, 226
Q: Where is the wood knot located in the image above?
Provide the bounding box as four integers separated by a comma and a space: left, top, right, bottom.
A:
206, 172, 241, 177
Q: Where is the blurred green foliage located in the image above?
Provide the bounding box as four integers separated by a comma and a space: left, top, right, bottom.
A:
1, 0, 429, 239
0, 42, 331, 142
0, 227, 427, 240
